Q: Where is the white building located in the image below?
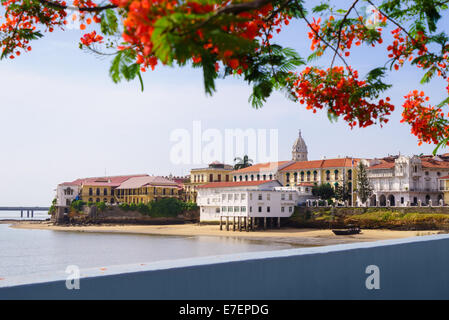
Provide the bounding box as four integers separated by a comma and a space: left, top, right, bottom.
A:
197, 180, 313, 222
56, 183, 81, 206
366, 154, 449, 206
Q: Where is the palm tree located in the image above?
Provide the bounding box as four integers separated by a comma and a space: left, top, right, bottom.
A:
234, 155, 253, 170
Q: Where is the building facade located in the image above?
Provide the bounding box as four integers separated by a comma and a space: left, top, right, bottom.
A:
196, 180, 304, 222
366, 155, 449, 206
184, 161, 234, 202
115, 176, 181, 204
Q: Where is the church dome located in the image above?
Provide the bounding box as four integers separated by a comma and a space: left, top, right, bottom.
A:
292, 130, 308, 161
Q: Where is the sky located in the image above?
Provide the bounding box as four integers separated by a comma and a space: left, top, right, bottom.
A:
1, 3, 449, 205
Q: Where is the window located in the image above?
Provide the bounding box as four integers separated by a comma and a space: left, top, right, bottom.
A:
96, 188, 100, 196
348, 170, 352, 180
96, 198, 100, 202
228, 194, 233, 201
241, 206, 246, 212
267, 193, 271, 200
257, 174, 260, 181
326, 170, 330, 181
241, 193, 246, 200
425, 171, 429, 176
267, 206, 270, 213
258, 194, 262, 200
258, 206, 262, 212
239, 176, 243, 181
250, 206, 252, 212
245, 175, 248, 181
222, 194, 226, 201
269, 174, 273, 180
234, 206, 240, 212
289, 206, 293, 212
89, 188, 93, 196
226, 175, 229, 182
313, 171, 318, 181
222, 206, 227, 212
281, 193, 285, 200
306, 171, 311, 181
281, 206, 284, 212
334, 170, 339, 180
234, 193, 239, 201
209, 174, 213, 182
217, 174, 221, 182
249, 193, 253, 200
289, 193, 293, 200
251, 175, 254, 181
263, 174, 266, 180
215, 208, 220, 213
104, 188, 107, 196
300, 171, 304, 182
104, 198, 107, 203
228, 206, 233, 212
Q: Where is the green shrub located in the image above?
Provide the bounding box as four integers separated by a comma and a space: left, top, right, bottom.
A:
95, 201, 107, 212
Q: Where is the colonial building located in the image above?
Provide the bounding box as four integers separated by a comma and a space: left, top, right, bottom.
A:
56, 174, 183, 206
366, 155, 449, 206
56, 182, 81, 207
115, 176, 181, 204
184, 161, 234, 202
196, 180, 310, 223
232, 161, 294, 182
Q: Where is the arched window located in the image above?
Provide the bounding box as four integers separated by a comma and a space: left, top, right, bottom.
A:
300, 171, 304, 182
313, 171, 317, 181
89, 188, 93, 196
293, 172, 298, 182
245, 175, 248, 181
104, 198, 107, 203
269, 174, 273, 180
263, 174, 266, 180
286, 173, 290, 183
250, 174, 254, 181
326, 170, 330, 181
257, 174, 260, 181
306, 171, 311, 181
334, 170, 339, 180
104, 188, 108, 196
348, 169, 352, 180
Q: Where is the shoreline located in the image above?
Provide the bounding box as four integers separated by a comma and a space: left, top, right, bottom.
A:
10, 221, 445, 247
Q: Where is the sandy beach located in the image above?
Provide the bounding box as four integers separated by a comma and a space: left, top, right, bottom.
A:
10, 221, 444, 246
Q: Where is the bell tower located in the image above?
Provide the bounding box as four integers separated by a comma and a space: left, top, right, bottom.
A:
292, 130, 308, 161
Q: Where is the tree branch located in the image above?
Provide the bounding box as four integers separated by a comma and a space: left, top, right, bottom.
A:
330, 0, 359, 69
37, 0, 117, 12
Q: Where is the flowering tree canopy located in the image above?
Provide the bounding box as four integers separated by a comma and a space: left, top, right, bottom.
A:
2, 0, 449, 151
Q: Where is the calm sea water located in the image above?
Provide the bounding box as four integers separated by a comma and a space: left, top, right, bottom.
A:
0, 211, 50, 220
0, 223, 298, 279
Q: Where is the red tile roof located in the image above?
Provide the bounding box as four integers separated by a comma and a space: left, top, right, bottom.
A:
421, 160, 449, 169
280, 158, 359, 171
439, 175, 449, 180
62, 174, 148, 187
197, 180, 278, 189
368, 162, 395, 170
117, 176, 179, 189
233, 161, 291, 174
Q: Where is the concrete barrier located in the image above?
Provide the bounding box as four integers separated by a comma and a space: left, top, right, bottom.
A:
1, 234, 449, 299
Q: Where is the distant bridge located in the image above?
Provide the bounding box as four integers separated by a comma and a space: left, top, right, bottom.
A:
0, 207, 50, 218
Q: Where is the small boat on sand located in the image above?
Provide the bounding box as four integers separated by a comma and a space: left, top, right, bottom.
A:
332, 225, 361, 235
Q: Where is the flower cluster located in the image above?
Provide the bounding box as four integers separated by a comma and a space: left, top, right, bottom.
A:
0, 0, 67, 58
387, 28, 429, 70
401, 90, 449, 146
80, 30, 104, 45
291, 66, 394, 128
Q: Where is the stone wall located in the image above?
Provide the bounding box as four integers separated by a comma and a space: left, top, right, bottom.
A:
56, 206, 199, 225
288, 206, 449, 230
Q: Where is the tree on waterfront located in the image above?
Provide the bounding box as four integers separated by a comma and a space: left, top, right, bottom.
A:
234, 155, 253, 170
2, 1, 449, 150
356, 162, 373, 204
311, 183, 335, 201
334, 182, 352, 204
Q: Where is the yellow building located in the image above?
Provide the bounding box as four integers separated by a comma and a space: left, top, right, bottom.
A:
115, 176, 181, 204
185, 161, 234, 202
77, 174, 148, 204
